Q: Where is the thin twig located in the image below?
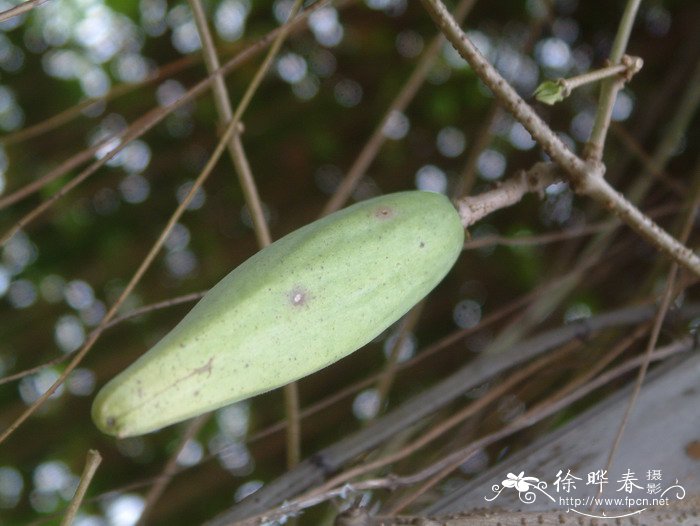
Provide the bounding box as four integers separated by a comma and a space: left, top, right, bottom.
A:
0, 131, 123, 212
0, 353, 71, 386
60, 450, 102, 526
0, 0, 47, 23
0, 55, 199, 148
374, 303, 425, 414
0, 292, 204, 387
585, 0, 643, 161
283, 380, 302, 469
463, 202, 680, 250
232, 0, 305, 468
596, 280, 678, 502
229, 134, 272, 242
534, 56, 642, 105
562, 59, 640, 94
455, 104, 500, 198
221, 0, 302, 247
550, 322, 651, 405
609, 122, 685, 196
464, 219, 613, 250
104, 291, 206, 329
456, 162, 560, 227
136, 415, 209, 525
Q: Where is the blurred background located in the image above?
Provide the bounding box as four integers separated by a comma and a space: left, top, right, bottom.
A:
1, 0, 699, 524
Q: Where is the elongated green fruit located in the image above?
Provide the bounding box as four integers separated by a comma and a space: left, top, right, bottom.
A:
92, 191, 464, 437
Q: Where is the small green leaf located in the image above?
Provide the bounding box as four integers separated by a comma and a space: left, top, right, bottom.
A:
533, 80, 566, 105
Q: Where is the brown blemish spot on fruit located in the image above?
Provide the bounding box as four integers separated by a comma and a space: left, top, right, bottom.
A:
193, 357, 214, 378
289, 286, 310, 307
686, 440, 700, 460
419, 241, 425, 248
374, 206, 394, 220
106, 417, 116, 429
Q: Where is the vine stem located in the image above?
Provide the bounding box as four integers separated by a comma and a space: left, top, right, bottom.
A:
418, 0, 700, 277
456, 162, 559, 227
373, 303, 425, 413
136, 415, 209, 525
0, 0, 47, 23
187, 0, 271, 246
60, 450, 102, 526
585, 0, 643, 161
564, 56, 641, 93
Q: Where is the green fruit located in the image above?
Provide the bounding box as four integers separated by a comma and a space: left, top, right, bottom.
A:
92, 191, 464, 437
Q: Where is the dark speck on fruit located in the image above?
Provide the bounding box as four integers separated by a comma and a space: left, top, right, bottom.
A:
374, 206, 394, 219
